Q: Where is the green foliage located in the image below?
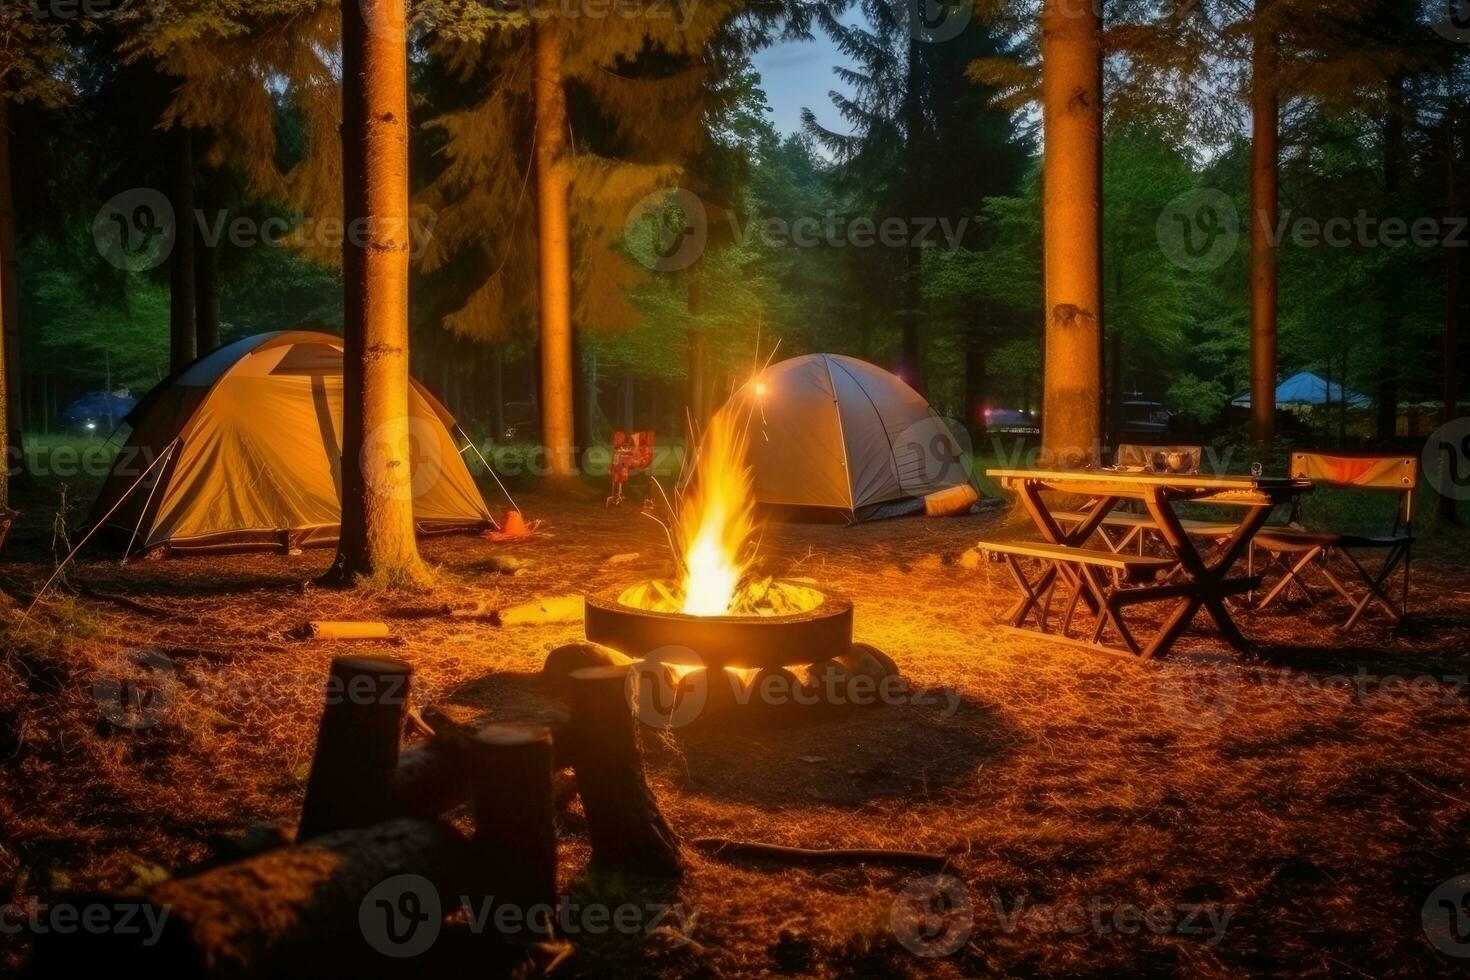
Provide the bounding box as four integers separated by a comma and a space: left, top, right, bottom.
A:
1165, 374, 1230, 424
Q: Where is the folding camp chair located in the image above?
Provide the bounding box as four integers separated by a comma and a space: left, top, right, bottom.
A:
1252, 453, 1417, 629
607, 430, 655, 506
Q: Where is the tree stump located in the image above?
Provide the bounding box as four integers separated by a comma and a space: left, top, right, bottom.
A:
468, 724, 558, 939
565, 665, 682, 879
540, 642, 631, 700
298, 656, 412, 840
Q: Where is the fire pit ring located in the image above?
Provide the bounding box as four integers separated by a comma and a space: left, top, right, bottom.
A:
584, 588, 854, 671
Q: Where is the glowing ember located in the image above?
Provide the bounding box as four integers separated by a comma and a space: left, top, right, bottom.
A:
675, 410, 757, 616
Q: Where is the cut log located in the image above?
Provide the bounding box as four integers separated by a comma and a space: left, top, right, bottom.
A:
924, 483, 979, 517
565, 665, 682, 879
540, 642, 632, 700
469, 724, 558, 937
492, 595, 584, 626
306, 621, 391, 641
31, 819, 475, 977
692, 837, 946, 870
298, 656, 411, 840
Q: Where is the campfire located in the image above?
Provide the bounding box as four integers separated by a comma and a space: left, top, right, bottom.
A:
584, 406, 852, 671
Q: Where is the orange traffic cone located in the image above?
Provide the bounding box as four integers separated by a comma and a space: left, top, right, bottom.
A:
501, 510, 529, 537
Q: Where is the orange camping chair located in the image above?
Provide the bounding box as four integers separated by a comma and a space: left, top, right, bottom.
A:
608, 430, 655, 506
1251, 453, 1417, 629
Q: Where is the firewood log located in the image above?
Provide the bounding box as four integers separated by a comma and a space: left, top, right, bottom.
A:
565, 665, 682, 879
305, 621, 391, 640
298, 656, 412, 840
469, 724, 558, 935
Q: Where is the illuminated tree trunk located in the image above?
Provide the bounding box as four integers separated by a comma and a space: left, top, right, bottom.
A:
329, 0, 429, 587
534, 22, 577, 479
1443, 101, 1461, 525
1249, 12, 1279, 448
0, 99, 17, 506
169, 126, 196, 372
1039, 0, 1103, 467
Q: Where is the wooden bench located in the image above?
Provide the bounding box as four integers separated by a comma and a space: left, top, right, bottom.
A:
979, 540, 1177, 655
1052, 510, 1239, 556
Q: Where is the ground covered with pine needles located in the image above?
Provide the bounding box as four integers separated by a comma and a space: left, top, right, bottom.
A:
3, 489, 1469, 976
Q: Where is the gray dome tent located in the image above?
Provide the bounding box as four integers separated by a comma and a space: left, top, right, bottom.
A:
711, 353, 975, 522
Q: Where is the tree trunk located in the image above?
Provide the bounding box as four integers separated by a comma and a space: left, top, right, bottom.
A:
534, 22, 577, 480
964, 332, 987, 441
329, 0, 429, 586
194, 161, 221, 356
168, 126, 196, 372
687, 258, 705, 426
1249, 10, 1280, 448
1442, 100, 1462, 524
0, 99, 21, 501
899, 35, 926, 395
492, 345, 505, 440
1377, 73, 1405, 441
1039, 0, 1103, 468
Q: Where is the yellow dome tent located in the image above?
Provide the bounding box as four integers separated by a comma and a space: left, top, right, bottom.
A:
88, 331, 493, 556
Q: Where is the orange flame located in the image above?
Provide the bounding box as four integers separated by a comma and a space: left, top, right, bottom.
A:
676, 411, 756, 616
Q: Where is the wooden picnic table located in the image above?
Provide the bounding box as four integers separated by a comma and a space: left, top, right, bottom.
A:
986, 468, 1311, 657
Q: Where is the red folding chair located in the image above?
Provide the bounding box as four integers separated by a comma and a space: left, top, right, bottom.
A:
607, 430, 654, 506
1252, 453, 1417, 629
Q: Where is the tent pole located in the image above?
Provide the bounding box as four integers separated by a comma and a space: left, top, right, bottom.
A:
122, 440, 179, 565
23, 438, 180, 619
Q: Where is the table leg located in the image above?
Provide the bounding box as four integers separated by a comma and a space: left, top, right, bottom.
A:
1142, 494, 1274, 654
1018, 480, 1116, 615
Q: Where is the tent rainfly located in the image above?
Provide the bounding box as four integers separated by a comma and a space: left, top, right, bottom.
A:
1231, 371, 1371, 409
710, 353, 976, 522
87, 331, 493, 555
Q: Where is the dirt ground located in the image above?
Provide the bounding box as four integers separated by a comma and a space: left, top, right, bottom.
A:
3, 489, 1470, 977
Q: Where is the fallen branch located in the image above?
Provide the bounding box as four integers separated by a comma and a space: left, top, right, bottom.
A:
691, 838, 947, 870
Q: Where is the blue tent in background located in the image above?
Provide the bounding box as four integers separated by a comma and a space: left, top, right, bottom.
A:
61, 392, 138, 430
1231, 371, 1370, 409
